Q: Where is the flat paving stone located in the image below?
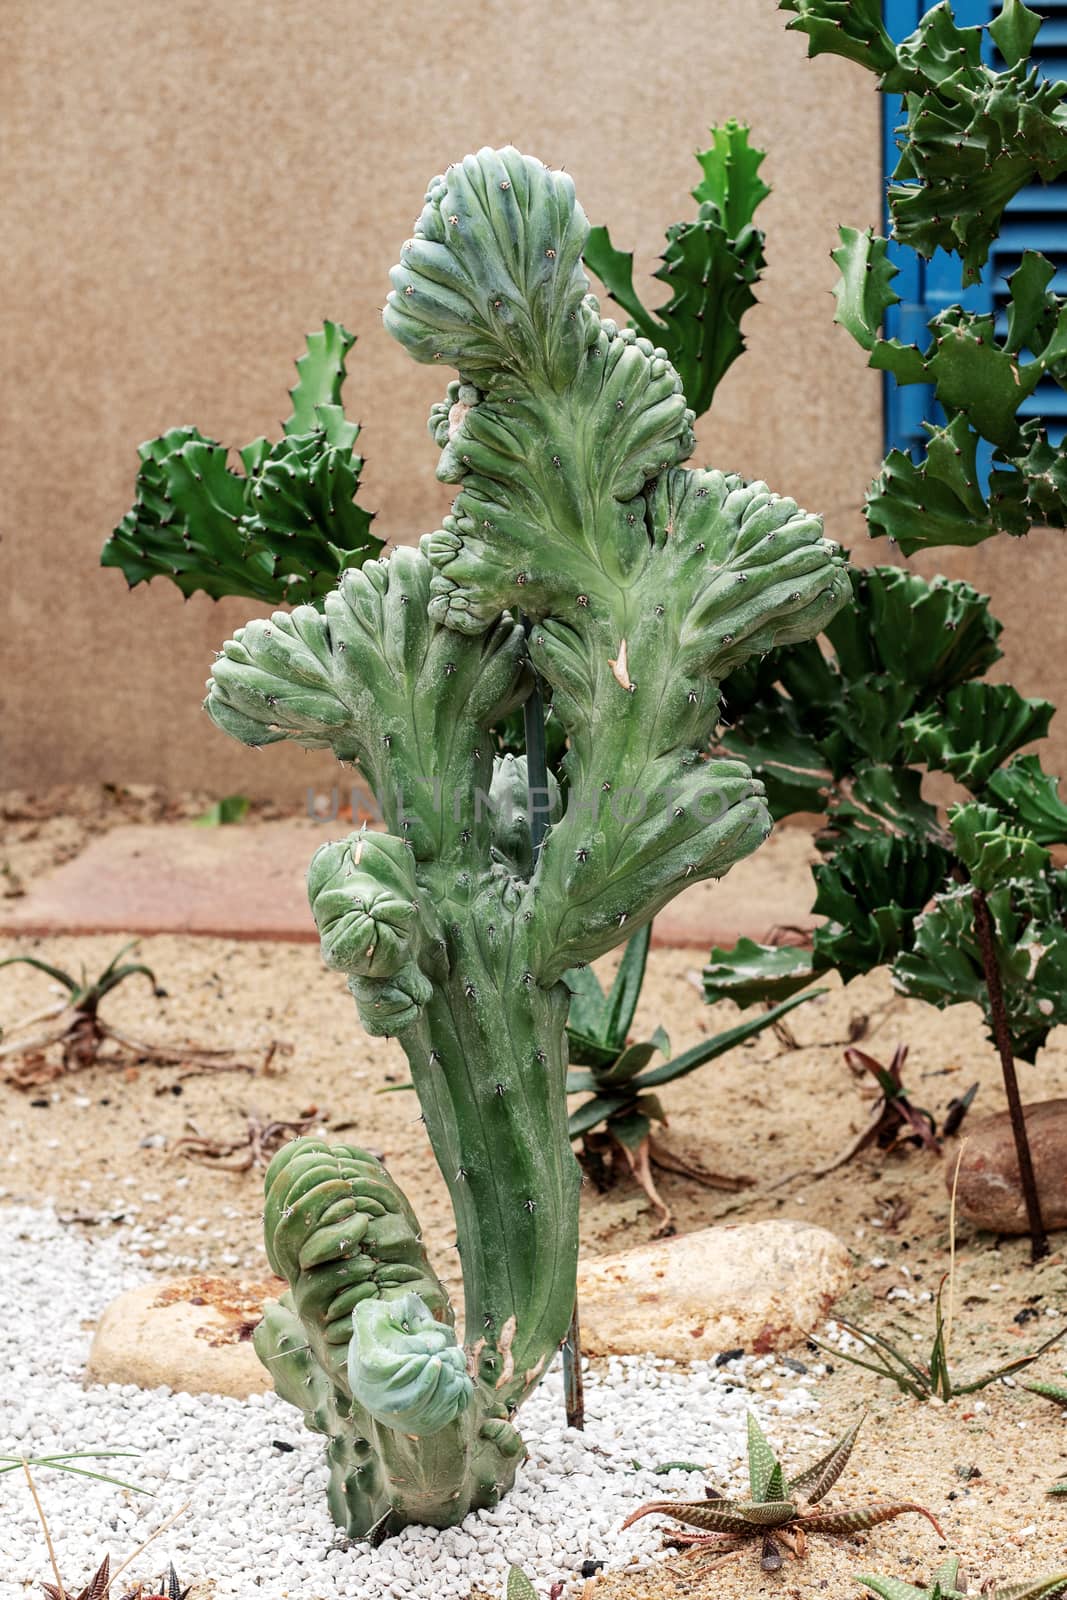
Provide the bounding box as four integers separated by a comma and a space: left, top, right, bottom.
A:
0, 819, 819, 947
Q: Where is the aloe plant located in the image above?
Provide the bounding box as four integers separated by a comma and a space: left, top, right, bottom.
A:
0, 942, 160, 1073
159, 147, 847, 1536
0, 942, 159, 1024
584, 120, 769, 416
823, 1274, 1065, 1402
858, 1556, 1067, 1600
622, 1412, 941, 1574
566, 921, 819, 1229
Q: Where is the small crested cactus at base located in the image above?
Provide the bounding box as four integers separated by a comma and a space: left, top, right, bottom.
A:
199, 147, 846, 1536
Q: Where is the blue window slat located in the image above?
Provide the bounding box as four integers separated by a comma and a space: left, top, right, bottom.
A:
994, 221, 1067, 252
882, 0, 1067, 471
1004, 190, 1067, 215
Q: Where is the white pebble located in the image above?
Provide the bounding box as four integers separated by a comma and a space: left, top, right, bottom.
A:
1, 1203, 819, 1597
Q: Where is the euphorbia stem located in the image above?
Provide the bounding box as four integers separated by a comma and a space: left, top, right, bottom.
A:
523, 623, 585, 1431
971, 886, 1048, 1262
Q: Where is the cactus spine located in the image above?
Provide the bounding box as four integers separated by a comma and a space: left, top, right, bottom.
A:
203, 148, 846, 1536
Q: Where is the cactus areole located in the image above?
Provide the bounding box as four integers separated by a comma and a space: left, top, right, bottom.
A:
202, 148, 847, 1537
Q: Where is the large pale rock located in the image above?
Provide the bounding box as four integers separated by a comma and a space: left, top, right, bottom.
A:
86, 1275, 282, 1397
950, 1100, 1067, 1235
86, 1220, 849, 1396
576, 1220, 850, 1360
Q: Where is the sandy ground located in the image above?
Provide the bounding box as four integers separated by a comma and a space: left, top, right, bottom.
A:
2, 790, 1067, 1597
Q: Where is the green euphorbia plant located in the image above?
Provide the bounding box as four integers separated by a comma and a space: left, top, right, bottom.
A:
102, 321, 380, 604
701, 0, 1067, 1259
708, 566, 1067, 1058
584, 120, 769, 416
147, 148, 845, 1536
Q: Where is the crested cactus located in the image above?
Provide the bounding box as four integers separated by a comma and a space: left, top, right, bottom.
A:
199, 147, 845, 1536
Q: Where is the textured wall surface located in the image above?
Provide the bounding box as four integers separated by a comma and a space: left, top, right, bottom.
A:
6, 0, 1053, 799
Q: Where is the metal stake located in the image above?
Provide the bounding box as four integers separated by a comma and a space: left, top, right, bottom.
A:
522, 620, 585, 1430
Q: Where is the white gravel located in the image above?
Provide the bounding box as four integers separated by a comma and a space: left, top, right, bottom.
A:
1, 1204, 822, 1598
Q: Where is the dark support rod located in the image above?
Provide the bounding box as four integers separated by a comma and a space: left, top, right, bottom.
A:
521, 620, 585, 1431
971, 885, 1048, 1263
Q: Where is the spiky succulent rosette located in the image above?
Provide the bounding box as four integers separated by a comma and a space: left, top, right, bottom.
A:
859, 1555, 1067, 1600
204, 146, 846, 1536
623, 1413, 941, 1574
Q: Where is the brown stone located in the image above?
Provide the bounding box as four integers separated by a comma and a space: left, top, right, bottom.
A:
86, 1219, 848, 1396
576, 1219, 850, 1361
949, 1099, 1067, 1235
86, 1274, 284, 1397
1, 817, 818, 949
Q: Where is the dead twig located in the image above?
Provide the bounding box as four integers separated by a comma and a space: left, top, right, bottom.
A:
21, 1457, 67, 1600
1, 944, 288, 1089
769, 1045, 977, 1191
170, 1106, 326, 1171
649, 1138, 753, 1194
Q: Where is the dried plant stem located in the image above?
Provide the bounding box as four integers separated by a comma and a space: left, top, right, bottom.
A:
5, 1000, 67, 1037
21, 1458, 66, 1600
108, 1498, 191, 1591
944, 1140, 966, 1365
971, 887, 1048, 1261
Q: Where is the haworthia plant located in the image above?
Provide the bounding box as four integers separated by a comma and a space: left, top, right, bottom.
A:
583, 120, 769, 417
858, 1555, 1067, 1599
622, 1412, 941, 1574
198, 148, 845, 1535
506, 1569, 538, 1600
102, 322, 381, 604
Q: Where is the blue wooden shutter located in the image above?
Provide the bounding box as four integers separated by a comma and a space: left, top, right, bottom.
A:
988, 0, 1067, 443
882, 0, 1067, 454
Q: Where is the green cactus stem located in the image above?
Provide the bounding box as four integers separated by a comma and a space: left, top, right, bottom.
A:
202, 147, 845, 1536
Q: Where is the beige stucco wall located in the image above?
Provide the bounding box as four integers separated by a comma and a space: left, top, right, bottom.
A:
5, 0, 1055, 801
